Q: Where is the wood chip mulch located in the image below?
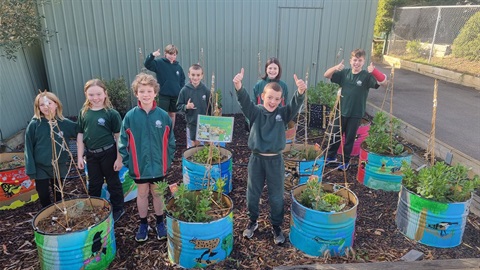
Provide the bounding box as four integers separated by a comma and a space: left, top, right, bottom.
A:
0, 113, 479, 270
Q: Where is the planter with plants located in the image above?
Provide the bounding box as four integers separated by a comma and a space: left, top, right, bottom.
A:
396, 161, 480, 248
182, 144, 233, 193
31, 119, 116, 269
156, 178, 234, 268
357, 111, 413, 191
0, 152, 38, 210
290, 175, 358, 257
283, 143, 325, 186
308, 81, 339, 129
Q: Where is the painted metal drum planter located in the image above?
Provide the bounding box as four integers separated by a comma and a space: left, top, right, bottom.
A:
337, 118, 370, 157
32, 197, 116, 270
166, 192, 234, 268
396, 185, 471, 248
284, 143, 325, 186
357, 142, 413, 191
182, 146, 233, 194
0, 152, 38, 210
290, 183, 358, 257
84, 164, 137, 202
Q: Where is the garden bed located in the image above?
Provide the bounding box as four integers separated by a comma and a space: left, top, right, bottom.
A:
0, 113, 478, 269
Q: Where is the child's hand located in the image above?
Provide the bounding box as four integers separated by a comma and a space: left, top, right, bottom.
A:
336, 60, 345, 71
114, 157, 123, 171
367, 62, 375, 73
294, 74, 307, 95
186, 98, 196, 109
153, 49, 161, 57
77, 156, 85, 170
233, 68, 244, 90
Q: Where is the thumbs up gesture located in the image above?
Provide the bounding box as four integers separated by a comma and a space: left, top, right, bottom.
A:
294, 74, 307, 95
186, 98, 196, 110
336, 60, 345, 71
233, 68, 244, 91
367, 62, 375, 73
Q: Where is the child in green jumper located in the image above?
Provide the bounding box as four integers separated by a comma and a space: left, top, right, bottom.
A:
233, 68, 307, 245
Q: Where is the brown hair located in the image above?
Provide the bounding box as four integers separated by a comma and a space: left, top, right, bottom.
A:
131, 73, 160, 95
80, 79, 113, 117
261, 57, 282, 81
164, 44, 179, 55
351, 49, 366, 59
263, 82, 283, 93
189, 63, 203, 74
33, 91, 65, 120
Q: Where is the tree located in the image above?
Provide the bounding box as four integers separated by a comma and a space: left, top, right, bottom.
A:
452, 11, 480, 60
0, 0, 53, 60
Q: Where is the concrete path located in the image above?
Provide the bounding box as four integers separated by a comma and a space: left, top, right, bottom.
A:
368, 63, 480, 161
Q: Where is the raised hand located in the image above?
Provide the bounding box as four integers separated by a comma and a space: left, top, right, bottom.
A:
336, 60, 345, 71
152, 49, 161, 57
293, 74, 307, 95
367, 62, 375, 73
233, 68, 244, 91
186, 98, 196, 109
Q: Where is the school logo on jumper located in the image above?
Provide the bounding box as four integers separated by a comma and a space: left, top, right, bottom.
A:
155, 120, 163, 128
97, 118, 106, 126
356, 80, 362, 86
275, 115, 283, 122
176, 71, 180, 76
202, 95, 206, 101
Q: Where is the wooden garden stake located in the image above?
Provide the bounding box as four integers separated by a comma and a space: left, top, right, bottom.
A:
425, 79, 438, 166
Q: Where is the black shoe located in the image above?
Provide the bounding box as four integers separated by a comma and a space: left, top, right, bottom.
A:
242, 220, 258, 239
113, 209, 125, 223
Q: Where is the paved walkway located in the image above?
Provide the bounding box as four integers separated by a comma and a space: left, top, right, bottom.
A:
368, 63, 480, 161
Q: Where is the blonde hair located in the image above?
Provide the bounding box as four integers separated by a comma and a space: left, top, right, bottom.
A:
131, 73, 160, 95
80, 79, 113, 116
164, 44, 179, 55
33, 91, 65, 120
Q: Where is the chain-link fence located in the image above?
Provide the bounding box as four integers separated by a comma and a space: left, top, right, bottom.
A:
387, 5, 480, 62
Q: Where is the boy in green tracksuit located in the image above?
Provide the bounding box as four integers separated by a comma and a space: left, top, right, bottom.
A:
144, 44, 186, 128
118, 73, 176, 242
232, 68, 307, 245
176, 63, 212, 148
324, 48, 387, 171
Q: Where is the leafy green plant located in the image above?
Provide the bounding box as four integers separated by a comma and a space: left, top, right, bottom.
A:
104, 76, 132, 118
364, 111, 405, 155
402, 161, 480, 203
155, 178, 227, 222
406, 39, 427, 58
452, 11, 480, 61
192, 144, 222, 163
284, 144, 322, 161
308, 82, 339, 108
297, 176, 347, 212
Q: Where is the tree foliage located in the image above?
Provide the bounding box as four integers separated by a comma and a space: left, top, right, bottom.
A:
452, 11, 480, 61
0, 0, 53, 60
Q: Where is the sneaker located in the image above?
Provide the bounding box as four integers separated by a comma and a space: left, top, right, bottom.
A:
242, 220, 258, 239
135, 223, 150, 242
113, 209, 125, 223
272, 226, 285, 245
156, 222, 167, 240
326, 157, 338, 163
337, 162, 350, 171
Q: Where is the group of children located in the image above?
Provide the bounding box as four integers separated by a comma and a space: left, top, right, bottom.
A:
24, 45, 386, 245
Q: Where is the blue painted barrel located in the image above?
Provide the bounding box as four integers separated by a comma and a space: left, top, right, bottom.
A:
359, 143, 413, 191
290, 183, 358, 257
32, 197, 116, 269
182, 146, 233, 194
284, 143, 325, 185
396, 185, 471, 248
85, 164, 137, 202
166, 193, 234, 268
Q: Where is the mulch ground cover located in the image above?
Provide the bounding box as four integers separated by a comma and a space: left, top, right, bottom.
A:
1, 113, 479, 269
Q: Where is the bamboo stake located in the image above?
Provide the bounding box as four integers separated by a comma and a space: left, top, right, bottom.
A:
425, 79, 438, 166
